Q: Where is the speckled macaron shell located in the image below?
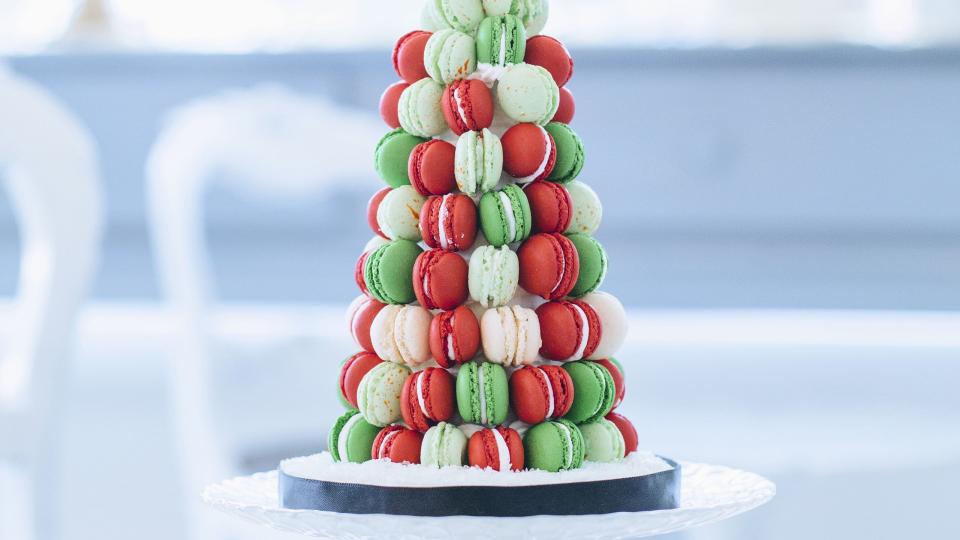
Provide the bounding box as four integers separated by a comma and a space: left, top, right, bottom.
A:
455, 128, 503, 196
423, 0, 486, 34
564, 180, 602, 235
424, 29, 477, 85
496, 63, 559, 125
377, 186, 426, 242
357, 361, 411, 427
468, 245, 520, 307
398, 78, 447, 137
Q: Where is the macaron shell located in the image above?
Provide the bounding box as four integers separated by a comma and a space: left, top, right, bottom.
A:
564, 180, 602, 235
424, 29, 477, 84
393, 30, 432, 83
419, 194, 478, 251
524, 35, 574, 87
566, 233, 607, 298
455, 128, 503, 196
501, 123, 556, 181
468, 245, 520, 307
518, 233, 579, 300
373, 426, 424, 464
379, 81, 409, 129
349, 296, 386, 353
401, 367, 455, 431
367, 187, 392, 238
496, 63, 559, 125
425, 0, 485, 34
480, 305, 540, 366
399, 78, 447, 137
413, 249, 469, 310
393, 305, 433, 366
510, 364, 573, 424
421, 421, 468, 467
364, 240, 423, 305
329, 410, 379, 463
477, 14, 526, 66
429, 305, 481, 366
606, 412, 639, 456
377, 186, 426, 242
594, 358, 625, 410
523, 419, 584, 472
478, 184, 531, 246
579, 418, 625, 463
562, 361, 613, 424
455, 361, 508, 426
525, 181, 572, 233
544, 122, 584, 183
468, 427, 524, 471
376, 129, 428, 187
442, 79, 494, 135
339, 352, 383, 409
552, 86, 575, 124
536, 300, 601, 361
409, 140, 457, 196
582, 291, 628, 360
357, 361, 411, 427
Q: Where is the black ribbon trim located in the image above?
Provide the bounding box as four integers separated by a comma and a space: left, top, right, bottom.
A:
279, 457, 680, 516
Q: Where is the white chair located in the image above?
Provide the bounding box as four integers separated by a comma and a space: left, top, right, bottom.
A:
0, 62, 103, 540
145, 84, 383, 540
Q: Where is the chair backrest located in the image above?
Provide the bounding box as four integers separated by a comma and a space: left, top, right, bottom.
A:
0, 64, 102, 449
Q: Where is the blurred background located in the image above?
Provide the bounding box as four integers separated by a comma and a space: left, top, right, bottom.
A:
0, 0, 958, 539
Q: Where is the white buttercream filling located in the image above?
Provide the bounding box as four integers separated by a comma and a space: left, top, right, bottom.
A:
498, 24, 507, 66
438, 194, 451, 250
453, 87, 470, 128
568, 303, 590, 361
498, 191, 517, 242
337, 413, 364, 462
377, 429, 399, 459
550, 241, 566, 295
478, 365, 488, 425
416, 371, 430, 418
536, 367, 556, 419
447, 334, 456, 361
555, 422, 574, 469
516, 126, 553, 183
490, 428, 511, 471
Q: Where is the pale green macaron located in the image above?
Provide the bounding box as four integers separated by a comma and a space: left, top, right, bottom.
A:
399, 78, 447, 138
580, 418, 626, 463
424, 29, 477, 84
564, 181, 603, 235
421, 421, 468, 467
482, 0, 549, 35
468, 245, 519, 307
496, 63, 559, 125
356, 362, 410, 427
422, 0, 485, 34
455, 128, 503, 197
377, 186, 426, 242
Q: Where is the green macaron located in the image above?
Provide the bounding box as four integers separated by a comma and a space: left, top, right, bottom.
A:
356, 362, 411, 427
579, 418, 626, 463
424, 29, 477, 85
421, 421, 468, 467
479, 184, 532, 247
566, 233, 607, 298
456, 361, 509, 426
455, 128, 503, 197
496, 63, 559, 125
476, 15, 526, 66
523, 418, 585, 472
375, 128, 428, 188
545, 123, 585, 183
399, 78, 447, 137
328, 410, 379, 463
562, 361, 616, 424
468, 245, 519, 307
364, 239, 423, 305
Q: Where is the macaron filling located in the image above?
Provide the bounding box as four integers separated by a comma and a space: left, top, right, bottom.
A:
554, 421, 574, 469
516, 126, 554, 183
490, 428, 511, 471
549, 238, 567, 296
498, 24, 507, 66
438, 194, 452, 249
568, 302, 590, 361
535, 366, 556, 418
478, 364, 488, 424
498, 190, 517, 242
416, 370, 431, 418
376, 428, 400, 459
337, 412, 364, 462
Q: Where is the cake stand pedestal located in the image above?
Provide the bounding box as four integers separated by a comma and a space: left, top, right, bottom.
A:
202, 461, 775, 539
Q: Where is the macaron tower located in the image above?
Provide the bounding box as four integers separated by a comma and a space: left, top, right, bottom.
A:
336, 0, 639, 473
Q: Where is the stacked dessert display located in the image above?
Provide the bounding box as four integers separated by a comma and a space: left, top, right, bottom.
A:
339, 0, 634, 474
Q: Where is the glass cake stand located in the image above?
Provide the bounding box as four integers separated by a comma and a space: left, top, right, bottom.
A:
202, 461, 775, 539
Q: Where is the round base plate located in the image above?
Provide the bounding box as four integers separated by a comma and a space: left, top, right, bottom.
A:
203, 461, 775, 539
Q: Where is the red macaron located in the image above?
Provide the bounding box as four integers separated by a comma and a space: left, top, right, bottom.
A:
339, 352, 383, 408
518, 233, 579, 300
524, 181, 573, 233
594, 359, 625, 410
379, 81, 408, 129
355, 250, 370, 296
552, 86, 575, 124
501, 123, 557, 182
605, 412, 638, 456
468, 426, 524, 471
367, 187, 392, 238
413, 249, 469, 310
441, 79, 494, 135
392, 30, 431, 83
419, 194, 477, 252
429, 305, 480, 367
349, 297, 386, 353
536, 300, 602, 361
524, 35, 574, 87
408, 139, 456, 196
400, 367, 455, 432
372, 425, 424, 464
510, 365, 574, 424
